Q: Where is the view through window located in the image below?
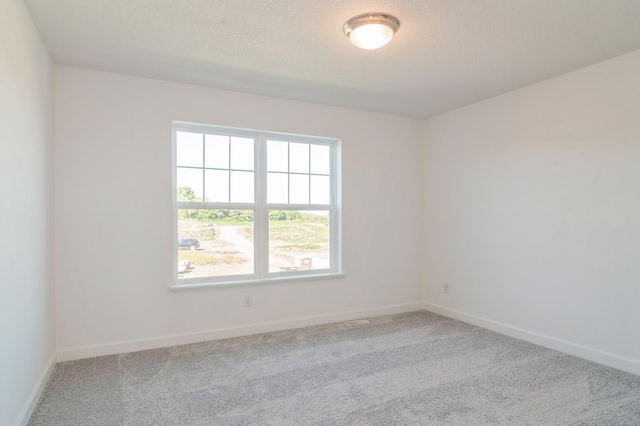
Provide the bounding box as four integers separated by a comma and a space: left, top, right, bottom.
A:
174, 124, 340, 284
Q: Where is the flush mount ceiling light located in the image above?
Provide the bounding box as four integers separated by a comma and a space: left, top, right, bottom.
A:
343, 13, 400, 50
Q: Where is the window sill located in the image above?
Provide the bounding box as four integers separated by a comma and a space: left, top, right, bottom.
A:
169, 272, 346, 291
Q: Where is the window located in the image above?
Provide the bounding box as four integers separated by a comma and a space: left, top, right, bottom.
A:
173, 122, 341, 287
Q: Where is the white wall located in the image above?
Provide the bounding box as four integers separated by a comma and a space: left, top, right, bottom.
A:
423, 50, 640, 371
54, 66, 423, 357
0, 1, 55, 424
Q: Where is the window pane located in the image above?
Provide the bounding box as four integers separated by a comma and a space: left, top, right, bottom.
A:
310, 144, 330, 175
267, 140, 288, 172
289, 143, 309, 173
177, 168, 203, 201
289, 174, 309, 204
268, 210, 330, 273
205, 134, 229, 169
267, 173, 288, 204
204, 170, 229, 203
178, 209, 254, 278
230, 137, 254, 171
310, 175, 330, 204
230, 171, 254, 203
176, 131, 203, 167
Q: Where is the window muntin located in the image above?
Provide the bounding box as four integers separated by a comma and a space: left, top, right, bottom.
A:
266, 140, 331, 205
176, 132, 255, 204
173, 123, 340, 286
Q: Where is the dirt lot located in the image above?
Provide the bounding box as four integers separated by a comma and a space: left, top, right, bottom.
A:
178, 220, 329, 279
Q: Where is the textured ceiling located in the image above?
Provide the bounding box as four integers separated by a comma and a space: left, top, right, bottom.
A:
24, 0, 640, 118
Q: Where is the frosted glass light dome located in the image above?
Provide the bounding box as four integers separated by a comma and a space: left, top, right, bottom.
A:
344, 13, 400, 50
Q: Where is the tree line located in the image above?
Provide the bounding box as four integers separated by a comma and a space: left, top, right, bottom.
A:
177, 187, 303, 222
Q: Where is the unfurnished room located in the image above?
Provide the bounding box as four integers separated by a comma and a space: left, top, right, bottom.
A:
2, 1, 640, 425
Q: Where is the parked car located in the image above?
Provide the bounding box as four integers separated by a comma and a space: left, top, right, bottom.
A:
178, 238, 202, 250
178, 260, 191, 273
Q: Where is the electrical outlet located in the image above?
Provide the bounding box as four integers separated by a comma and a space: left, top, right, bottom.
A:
443, 283, 450, 294
244, 295, 252, 307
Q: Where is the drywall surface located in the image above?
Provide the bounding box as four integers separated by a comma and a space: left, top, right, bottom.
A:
423, 50, 640, 363
0, 1, 54, 424
54, 66, 423, 353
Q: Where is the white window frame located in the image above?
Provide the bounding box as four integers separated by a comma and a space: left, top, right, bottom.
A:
171, 122, 343, 289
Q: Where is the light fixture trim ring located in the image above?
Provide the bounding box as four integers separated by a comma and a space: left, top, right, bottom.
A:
343, 13, 400, 38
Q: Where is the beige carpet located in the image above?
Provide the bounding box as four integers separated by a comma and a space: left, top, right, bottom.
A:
29, 311, 640, 425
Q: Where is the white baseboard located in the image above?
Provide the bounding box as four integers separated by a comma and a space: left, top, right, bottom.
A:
421, 302, 640, 376
57, 302, 423, 362
15, 352, 56, 426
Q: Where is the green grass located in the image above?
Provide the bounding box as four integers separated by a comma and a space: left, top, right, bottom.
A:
269, 221, 328, 250
178, 209, 254, 226
179, 228, 216, 241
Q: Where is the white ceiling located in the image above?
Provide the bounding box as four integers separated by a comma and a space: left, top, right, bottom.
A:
24, 0, 640, 118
